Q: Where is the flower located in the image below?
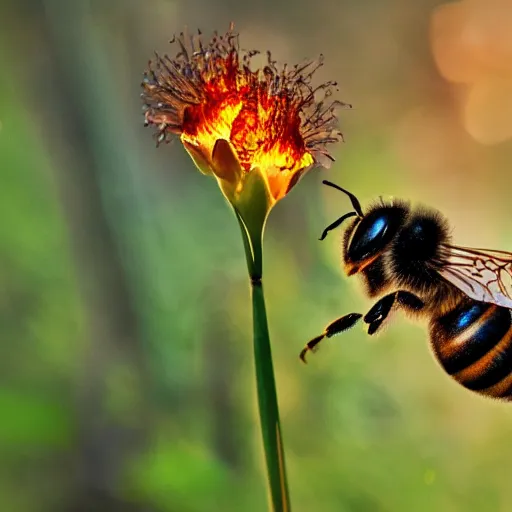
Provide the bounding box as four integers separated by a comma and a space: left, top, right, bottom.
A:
140, 28, 348, 505
431, 0, 512, 144
141, 23, 347, 205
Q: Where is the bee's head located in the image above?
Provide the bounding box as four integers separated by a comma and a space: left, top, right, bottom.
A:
343, 204, 409, 276
319, 181, 408, 276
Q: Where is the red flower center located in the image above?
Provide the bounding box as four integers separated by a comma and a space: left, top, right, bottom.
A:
180, 55, 313, 175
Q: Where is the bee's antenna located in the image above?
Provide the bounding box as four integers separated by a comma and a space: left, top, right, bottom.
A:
322, 180, 364, 218
319, 211, 357, 240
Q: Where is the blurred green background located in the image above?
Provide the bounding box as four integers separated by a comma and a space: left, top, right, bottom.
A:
2, 0, 512, 511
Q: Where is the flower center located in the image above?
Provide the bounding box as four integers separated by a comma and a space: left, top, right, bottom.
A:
181, 81, 313, 175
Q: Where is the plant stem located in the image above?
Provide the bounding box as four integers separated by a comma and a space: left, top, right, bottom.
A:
251, 279, 291, 512
235, 211, 291, 511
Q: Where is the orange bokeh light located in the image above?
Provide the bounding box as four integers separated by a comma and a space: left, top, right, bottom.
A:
431, 0, 512, 144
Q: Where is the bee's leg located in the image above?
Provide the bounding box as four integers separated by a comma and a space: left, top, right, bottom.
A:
364, 291, 424, 335
299, 313, 362, 363
364, 294, 396, 335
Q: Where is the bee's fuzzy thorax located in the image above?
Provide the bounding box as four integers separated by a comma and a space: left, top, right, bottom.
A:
389, 204, 452, 297
365, 197, 411, 215
392, 205, 451, 263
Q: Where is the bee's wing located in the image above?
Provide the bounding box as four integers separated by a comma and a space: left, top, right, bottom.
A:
438, 244, 512, 309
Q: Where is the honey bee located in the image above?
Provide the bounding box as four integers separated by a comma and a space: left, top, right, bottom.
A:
301, 180, 512, 401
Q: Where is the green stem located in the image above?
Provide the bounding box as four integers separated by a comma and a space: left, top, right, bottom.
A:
251, 280, 291, 512
235, 211, 291, 511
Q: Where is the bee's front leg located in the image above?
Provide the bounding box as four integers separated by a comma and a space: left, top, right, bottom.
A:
364, 290, 424, 334
299, 313, 362, 363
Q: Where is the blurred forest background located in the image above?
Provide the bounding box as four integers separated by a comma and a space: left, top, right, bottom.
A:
2, 0, 512, 511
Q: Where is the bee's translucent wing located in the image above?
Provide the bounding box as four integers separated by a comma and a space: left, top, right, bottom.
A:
438, 244, 512, 309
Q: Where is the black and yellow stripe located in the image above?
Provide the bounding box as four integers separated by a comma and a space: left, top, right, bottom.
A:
430, 301, 512, 400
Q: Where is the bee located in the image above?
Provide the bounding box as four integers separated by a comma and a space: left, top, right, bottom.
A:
300, 180, 512, 401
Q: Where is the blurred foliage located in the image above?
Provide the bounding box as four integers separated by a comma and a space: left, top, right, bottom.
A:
2, 0, 512, 511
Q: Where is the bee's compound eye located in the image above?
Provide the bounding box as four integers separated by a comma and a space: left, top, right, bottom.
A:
364, 216, 387, 243
347, 211, 393, 263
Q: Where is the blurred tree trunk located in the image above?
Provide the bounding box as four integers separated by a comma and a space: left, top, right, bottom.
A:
38, 1, 151, 510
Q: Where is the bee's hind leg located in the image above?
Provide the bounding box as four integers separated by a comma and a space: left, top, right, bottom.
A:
300, 313, 362, 363
364, 290, 424, 335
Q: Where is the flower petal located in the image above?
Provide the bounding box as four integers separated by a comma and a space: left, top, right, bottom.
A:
182, 141, 214, 176
285, 166, 310, 196
211, 139, 244, 186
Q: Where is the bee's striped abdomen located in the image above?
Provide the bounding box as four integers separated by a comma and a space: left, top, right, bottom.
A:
430, 301, 512, 400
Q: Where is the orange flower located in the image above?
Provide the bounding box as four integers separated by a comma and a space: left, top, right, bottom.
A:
141, 23, 347, 204
140, 28, 347, 503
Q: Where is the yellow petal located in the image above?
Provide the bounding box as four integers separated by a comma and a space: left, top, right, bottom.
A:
265, 166, 289, 202
182, 140, 214, 176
